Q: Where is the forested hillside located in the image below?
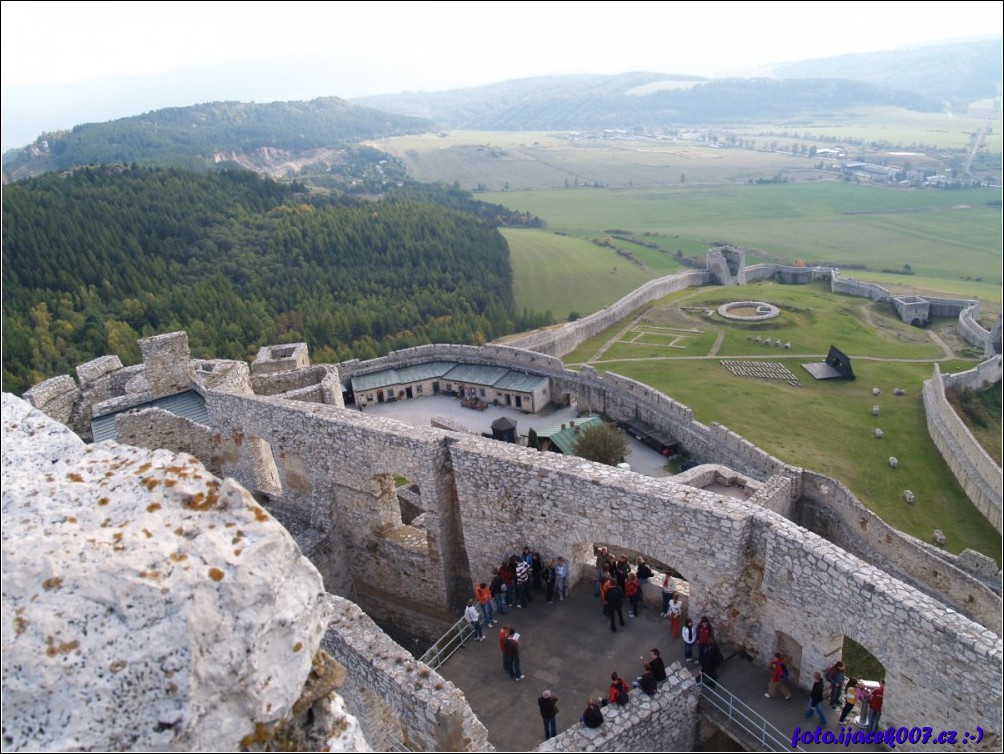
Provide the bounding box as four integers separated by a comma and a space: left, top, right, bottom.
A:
2, 166, 550, 393
2, 97, 432, 182
353, 74, 941, 130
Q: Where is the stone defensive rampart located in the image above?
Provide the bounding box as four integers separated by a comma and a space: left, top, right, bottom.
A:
200, 390, 1001, 742
958, 303, 993, 356
923, 360, 1003, 533
798, 470, 1001, 628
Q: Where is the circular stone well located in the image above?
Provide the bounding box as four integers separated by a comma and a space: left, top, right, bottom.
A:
716, 301, 781, 322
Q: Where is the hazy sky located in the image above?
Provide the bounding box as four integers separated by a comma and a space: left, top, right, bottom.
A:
3, 0, 1001, 91
1, 1, 1001, 150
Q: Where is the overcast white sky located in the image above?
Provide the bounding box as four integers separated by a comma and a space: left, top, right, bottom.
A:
3, 0, 1001, 91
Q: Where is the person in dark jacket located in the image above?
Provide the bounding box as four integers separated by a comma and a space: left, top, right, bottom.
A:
648, 648, 667, 682
699, 640, 723, 687
804, 671, 827, 726
605, 582, 625, 631
581, 697, 603, 728
538, 689, 558, 740
634, 664, 657, 696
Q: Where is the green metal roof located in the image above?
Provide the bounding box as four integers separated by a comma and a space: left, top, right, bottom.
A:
350, 361, 546, 396
493, 371, 547, 393
536, 414, 603, 455
351, 361, 454, 392
91, 390, 208, 443
442, 363, 509, 386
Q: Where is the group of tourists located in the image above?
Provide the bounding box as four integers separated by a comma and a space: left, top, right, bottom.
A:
595, 548, 655, 632
766, 654, 886, 733
464, 548, 571, 650
479, 548, 570, 619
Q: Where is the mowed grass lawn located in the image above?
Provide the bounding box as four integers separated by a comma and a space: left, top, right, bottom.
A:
504, 228, 689, 320
563, 283, 1001, 562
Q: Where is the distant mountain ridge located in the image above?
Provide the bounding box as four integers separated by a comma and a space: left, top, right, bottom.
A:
352, 72, 942, 130
2, 97, 431, 182
350, 39, 1000, 130
767, 38, 1002, 105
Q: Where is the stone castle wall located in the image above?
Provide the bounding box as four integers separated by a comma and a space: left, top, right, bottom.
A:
79, 334, 997, 629
829, 271, 891, 302
957, 303, 992, 355
116, 407, 216, 472
206, 390, 470, 643
923, 361, 1003, 533
798, 470, 1001, 628
321, 343, 1004, 629
537, 664, 699, 752
321, 597, 490, 752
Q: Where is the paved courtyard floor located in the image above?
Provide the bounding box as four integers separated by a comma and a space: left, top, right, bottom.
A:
360, 394, 672, 478
434, 581, 882, 752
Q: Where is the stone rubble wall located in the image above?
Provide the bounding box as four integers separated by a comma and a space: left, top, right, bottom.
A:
923, 361, 1003, 534
115, 407, 217, 475
251, 363, 343, 401
536, 663, 699, 752
205, 391, 469, 643
193, 359, 253, 395
321, 596, 491, 752
75, 354, 124, 384
747, 472, 796, 518
139, 332, 195, 397
22, 374, 80, 426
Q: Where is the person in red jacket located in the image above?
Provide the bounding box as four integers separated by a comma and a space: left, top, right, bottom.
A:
765, 652, 792, 699
608, 672, 630, 706
696, 615, 715, 660
867, 679, 885, 734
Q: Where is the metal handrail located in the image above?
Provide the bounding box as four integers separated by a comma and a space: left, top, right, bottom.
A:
698, 675, 806, 752
418, 615, 474, 670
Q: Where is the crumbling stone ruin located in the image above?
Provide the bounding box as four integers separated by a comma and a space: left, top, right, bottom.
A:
9, 251, 1003, 751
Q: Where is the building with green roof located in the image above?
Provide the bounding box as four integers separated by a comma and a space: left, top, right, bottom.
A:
350, 361, 551, 412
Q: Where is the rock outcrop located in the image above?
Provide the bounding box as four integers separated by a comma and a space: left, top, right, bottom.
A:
1, 394, 366, 751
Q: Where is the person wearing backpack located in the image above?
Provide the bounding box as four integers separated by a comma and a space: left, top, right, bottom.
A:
765, 652, 792, 699
608, 672, 631, 706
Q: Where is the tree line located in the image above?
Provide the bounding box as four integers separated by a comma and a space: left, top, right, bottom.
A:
2, 165, 552, 393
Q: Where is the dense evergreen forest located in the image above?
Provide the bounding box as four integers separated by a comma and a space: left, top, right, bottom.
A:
2, 166, 551, 393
